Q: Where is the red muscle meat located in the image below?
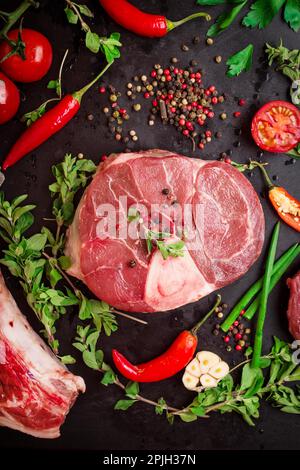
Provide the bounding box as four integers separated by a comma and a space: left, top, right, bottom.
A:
66, 149, 265, 313
287, 271, 300, 340
0, 271, 85, 438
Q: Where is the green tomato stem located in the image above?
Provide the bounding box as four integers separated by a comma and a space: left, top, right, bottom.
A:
0, 0, 39, 38
166, 12, 211, 33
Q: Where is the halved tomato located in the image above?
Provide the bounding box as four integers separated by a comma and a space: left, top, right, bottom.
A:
251, 100, 300, 153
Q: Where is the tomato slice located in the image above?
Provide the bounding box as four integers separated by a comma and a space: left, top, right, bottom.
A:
251, 100, 300, 153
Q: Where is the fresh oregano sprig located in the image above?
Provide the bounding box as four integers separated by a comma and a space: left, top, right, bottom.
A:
64, 0, 122, 61
85, 335, 300, 425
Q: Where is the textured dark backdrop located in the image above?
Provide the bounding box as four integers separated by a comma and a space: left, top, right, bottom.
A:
0, 0, 299, 451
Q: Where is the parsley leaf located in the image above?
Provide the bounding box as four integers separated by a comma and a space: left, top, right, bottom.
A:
284, 0, 300, 32
207, 0, 248, 37
226, 44, 254, 77
242, 0, 286, 29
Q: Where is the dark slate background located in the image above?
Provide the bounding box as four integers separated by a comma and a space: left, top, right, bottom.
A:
0, 0, 299, 451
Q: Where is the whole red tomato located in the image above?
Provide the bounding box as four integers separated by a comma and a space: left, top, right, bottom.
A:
0, 29, 53, 83
0, 72, 20, 124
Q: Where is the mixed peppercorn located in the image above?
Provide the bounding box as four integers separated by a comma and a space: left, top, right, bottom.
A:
99, 58, 229, 152
212, 304, 251, 353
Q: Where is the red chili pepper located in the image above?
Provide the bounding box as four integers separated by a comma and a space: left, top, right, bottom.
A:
99, 0, 210, 38
2, 61, 113, 171
256, 162, 300, 233
112, 296, 221, 383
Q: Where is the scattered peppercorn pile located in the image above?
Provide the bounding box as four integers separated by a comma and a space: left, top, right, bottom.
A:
100, 58, 228, 152
212, 305, 251, 353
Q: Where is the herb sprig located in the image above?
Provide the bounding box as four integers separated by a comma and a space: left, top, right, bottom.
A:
265, 41, 300, 105
21, 49, 69, 126
226, 44, 254, 77
64, 0, 122, 61
73, 329, 300, 424
196, 0, 300, 35
146, 229, 185, 260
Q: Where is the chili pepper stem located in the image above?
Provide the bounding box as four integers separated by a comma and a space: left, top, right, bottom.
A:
0, 0, 39, 38
190, 295, 222, 336
251, 160, 274, 189
166, 12, 211, 32
72, 61, 113, 103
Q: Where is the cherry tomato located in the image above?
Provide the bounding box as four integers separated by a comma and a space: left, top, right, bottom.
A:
251, 100, 300, 153
0, 29, 53, 83
0, 72, 20, 124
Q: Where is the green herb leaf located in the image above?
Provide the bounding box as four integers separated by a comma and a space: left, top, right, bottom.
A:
85, 31, 100, 53
155, 397, 167, 415
101, 369, 117, 386
26, 233, 47, 252
284, 0, 300, 32
125, 381, 139, 399
64, 6, 78, 24
99, 32, 122, 63
242, 0, 286, 29
179, 411, 198, 422
60, 355, 76, 365
114, 399, 136, 411
226, 44, 254, 77
75, 3, 94, 17
207, 0, 247, 37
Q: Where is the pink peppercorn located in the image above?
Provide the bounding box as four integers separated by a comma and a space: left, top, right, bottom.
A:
233, 320, 239, 326
144, 92, 150, 99
205, 130, 212, 137
152, 100, 158, 107
174, 68, 179, 74
111, 102, 117, 108
238, 98, 246, 106
208, 111, 214, 118
99, 86, 106, 93
151, 70, 157, 78
179, 118, 186, 126
198, 118, 204, 126
224, 336, 230, 343
192, 101, 197, 107
211, 97, 218, 104
233, 111, 241, 117
183, 129, 189, 136
170, 107, 176, 113
235, 345, 242, 351
240, 309, 245, 315
235, 333, 242, 341
195, 72, 201, 79
166, 75, 172, 82
205, 89, 211, 96
164, 69, 170, 75
209, 85, 216, 92
187, 105, 192, 111
119, 108, 126, 115
198, 142, 205, 149
182, 84, 187, 89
